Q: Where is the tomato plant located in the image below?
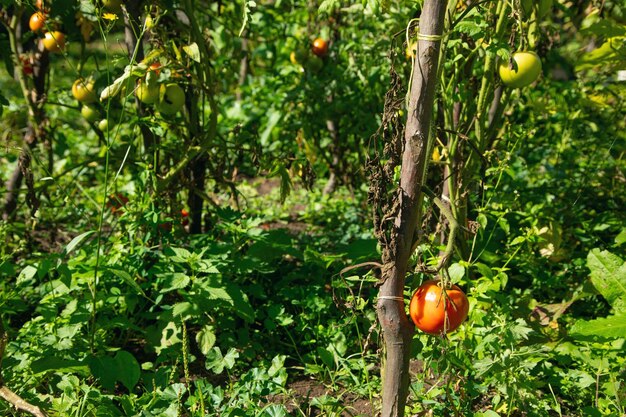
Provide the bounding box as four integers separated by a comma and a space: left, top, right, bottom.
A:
498, 51, 542, 88
29, 12, 46, 32
42, 31, 65, 52
409, 280, 469, 335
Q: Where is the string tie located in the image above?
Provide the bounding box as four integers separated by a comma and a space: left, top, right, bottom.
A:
377, 296, 405, 301
416, 33, 443, 41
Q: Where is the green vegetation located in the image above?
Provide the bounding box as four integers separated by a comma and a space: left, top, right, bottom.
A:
0, 0, 624, 416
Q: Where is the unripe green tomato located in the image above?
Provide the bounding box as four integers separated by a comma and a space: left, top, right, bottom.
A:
306, 55, 324, 73
290, 47, 310, 65
158, 83, 185, 115
97, 119, 113, 131
498, 51, 542, 88
81, 104, 100, 123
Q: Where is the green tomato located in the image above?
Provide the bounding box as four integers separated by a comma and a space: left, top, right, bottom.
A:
135, 80, 160, 104
97, 119, 114, 132
290, 46, 310, 65
306, 55, 324, 73
158, 83, 185, 115
81, 105, 100, 123
498, 51, 542, 88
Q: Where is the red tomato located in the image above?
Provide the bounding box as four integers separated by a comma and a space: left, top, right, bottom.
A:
20, 55, 34, 75
311, 38, 329, 57
409, 280, 469, 335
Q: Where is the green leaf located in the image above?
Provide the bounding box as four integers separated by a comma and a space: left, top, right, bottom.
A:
31, 357, 90, 375
260, 109, 282, 147
167, 247, 192, 263
205, 347, 225, 373
223, 348, 239, 370
448, 263, 465, 282
172, 301, 194, 317
318, 0, 341, 14
17, 265, 38, 285
160, 273, 191, 292
206, 347, 239, 374
615, 228, 626, 246
87, 356, 117, 390
183, 42, 201, 62
63, 230, 95, 257
226, 283, 255, 322
109, 268, 149, 299
114, 351, 141, 391
268, 355, 286, 377
196, 325, 216, 356
262, 405, 288, 417
570, 313, 626, 339
587, 249, 626, 312
317, 347, 335, 368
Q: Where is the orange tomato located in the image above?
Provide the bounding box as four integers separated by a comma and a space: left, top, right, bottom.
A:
149, 62, 161, 75
311, 38, 328, 57
35, 0, 49, 10
29, 12, 47, 32
409, 280, 469, 335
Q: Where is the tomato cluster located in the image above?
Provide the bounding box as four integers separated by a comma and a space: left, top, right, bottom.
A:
289, 37, 329, 73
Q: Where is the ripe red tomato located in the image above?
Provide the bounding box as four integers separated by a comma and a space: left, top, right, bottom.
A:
42, 31, 66, 53
20, 55, 34, 75
312, 38, 328, 57
181, 208, 189, 226
409, 280, 469, 335
29, 12, 47, 32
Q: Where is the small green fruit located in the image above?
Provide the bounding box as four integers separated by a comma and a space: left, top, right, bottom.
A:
81, 105, 100, 123
158, 83, 185, 115
498, 51, 542, 88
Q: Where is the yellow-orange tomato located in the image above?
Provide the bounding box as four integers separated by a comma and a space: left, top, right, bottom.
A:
35, 0, 49, 10
409, 280, 469, 335
29, 12, 47, 32
72, 78, 97, 103
311, 38, 328, 57
42, 31, 66, 52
